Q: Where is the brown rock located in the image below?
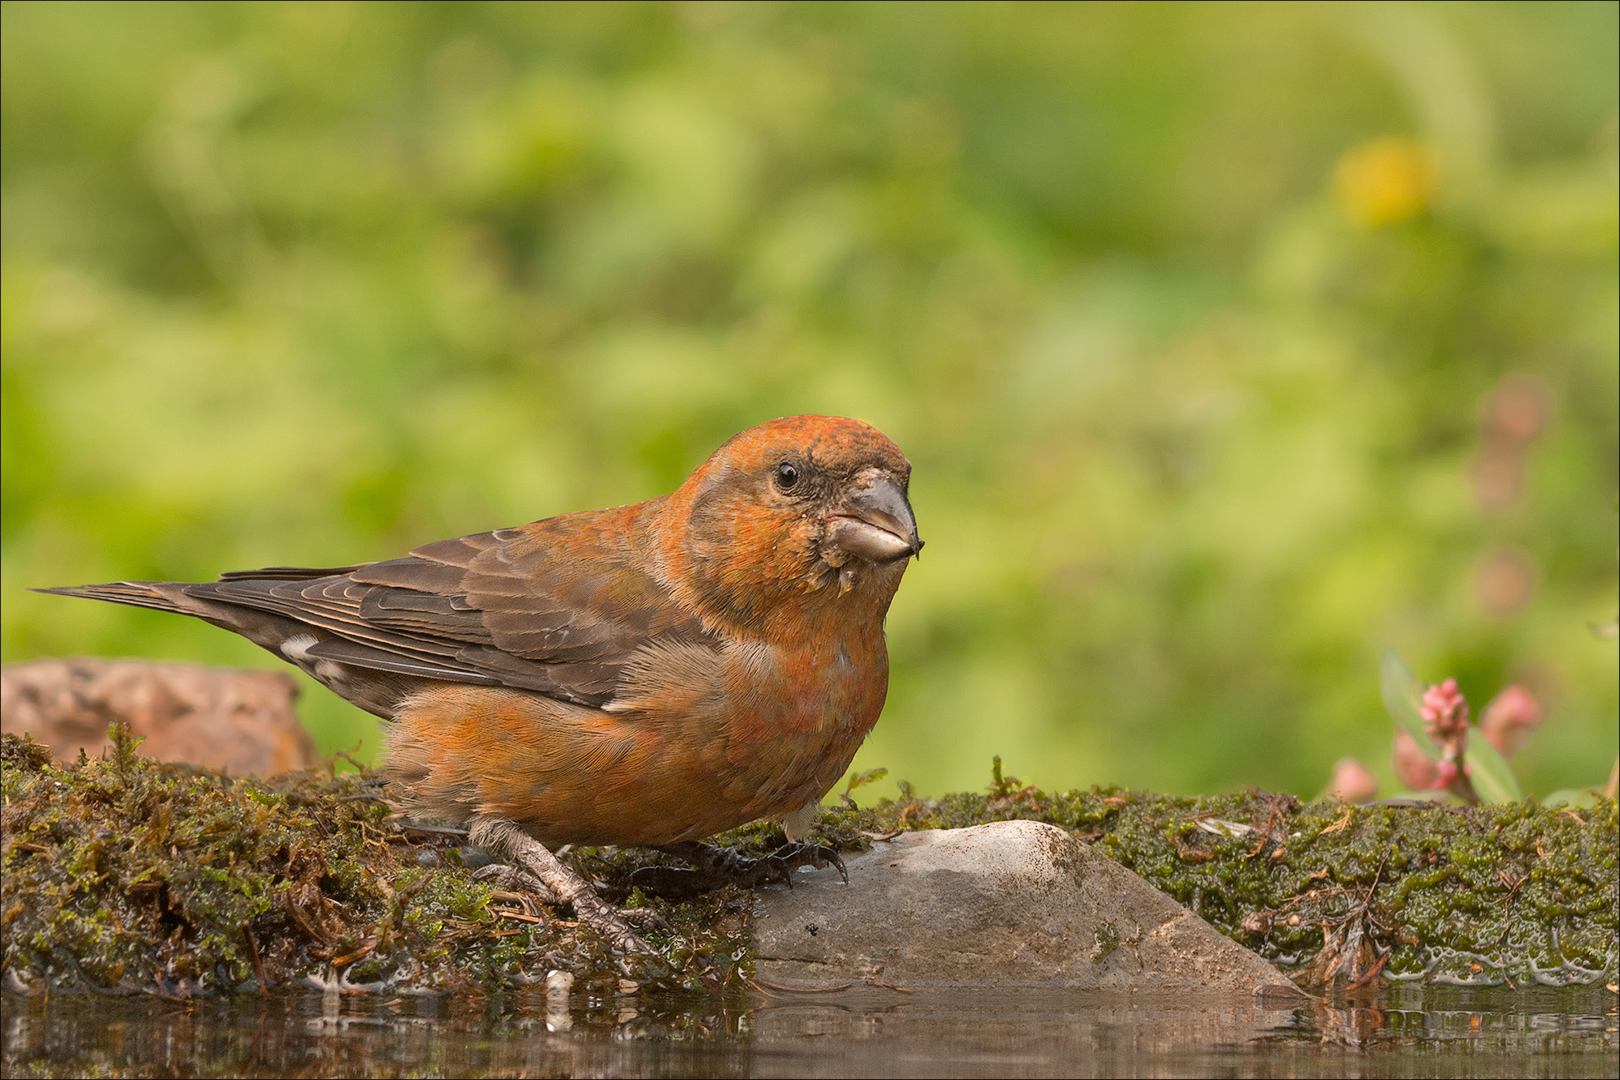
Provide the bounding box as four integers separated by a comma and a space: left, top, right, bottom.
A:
1, 658, 317, 775
754, 820, 1301, 994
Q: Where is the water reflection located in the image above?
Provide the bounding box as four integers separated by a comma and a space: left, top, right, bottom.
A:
3, 985, 1615, 1078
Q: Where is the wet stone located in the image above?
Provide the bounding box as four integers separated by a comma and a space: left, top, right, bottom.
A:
753, 820, 1302, 993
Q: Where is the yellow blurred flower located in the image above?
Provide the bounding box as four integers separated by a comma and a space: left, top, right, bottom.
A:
1333, 136, 1436, 226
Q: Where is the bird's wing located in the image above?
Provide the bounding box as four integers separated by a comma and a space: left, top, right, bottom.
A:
187, 510, 708, 707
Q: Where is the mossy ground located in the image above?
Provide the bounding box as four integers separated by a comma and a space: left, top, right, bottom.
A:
0, 730, 749, 999
3, 733, 1614, 998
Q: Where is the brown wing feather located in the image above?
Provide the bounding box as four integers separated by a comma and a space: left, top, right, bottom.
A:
176, 512, 711, 707
215, 565, 370, 581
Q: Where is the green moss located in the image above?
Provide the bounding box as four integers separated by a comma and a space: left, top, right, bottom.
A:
0, 730, 744, 997
1090, 920, 1121, 964
5, 736, 1613, 995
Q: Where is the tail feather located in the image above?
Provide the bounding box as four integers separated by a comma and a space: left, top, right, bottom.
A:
33, 582, 192, 615
35, 578, 411, 719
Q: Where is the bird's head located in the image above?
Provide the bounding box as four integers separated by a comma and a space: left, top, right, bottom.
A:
652, 415, 921, 634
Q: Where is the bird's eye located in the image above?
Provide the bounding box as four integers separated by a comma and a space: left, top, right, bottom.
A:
775, 461, 800, 491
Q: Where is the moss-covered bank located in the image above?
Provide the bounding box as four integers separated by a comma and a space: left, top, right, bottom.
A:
0, 730, 747, 999
3, 733, 1614, 997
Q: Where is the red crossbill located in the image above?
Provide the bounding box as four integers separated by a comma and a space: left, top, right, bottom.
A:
42, 415, 922, 953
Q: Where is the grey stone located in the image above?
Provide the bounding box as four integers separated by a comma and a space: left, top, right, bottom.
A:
753, 820, 1300, 993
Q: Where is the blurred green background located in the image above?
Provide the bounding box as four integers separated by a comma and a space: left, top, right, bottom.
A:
3, 1, 1615, 803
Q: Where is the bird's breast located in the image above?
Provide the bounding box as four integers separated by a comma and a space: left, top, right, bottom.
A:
385, 624, 888, 848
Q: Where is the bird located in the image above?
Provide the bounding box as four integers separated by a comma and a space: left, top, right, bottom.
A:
40, 415, 922, 955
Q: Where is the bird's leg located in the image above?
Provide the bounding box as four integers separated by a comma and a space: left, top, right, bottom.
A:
467, 816, 665, 954
629, 839, 847, 899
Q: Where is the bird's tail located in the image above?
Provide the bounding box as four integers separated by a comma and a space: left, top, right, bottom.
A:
33, 581, 193, 615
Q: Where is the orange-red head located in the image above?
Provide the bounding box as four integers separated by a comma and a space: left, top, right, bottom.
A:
651, 416, 920, 636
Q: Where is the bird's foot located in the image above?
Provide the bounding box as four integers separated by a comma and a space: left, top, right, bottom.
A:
468, 816, 664, 955
472, 862, 561, 905
630, 839, 847, 898
471, 862, 670, 931
473, 867, 667, 932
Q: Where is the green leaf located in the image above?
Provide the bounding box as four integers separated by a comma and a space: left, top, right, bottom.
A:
1466, 735, 1524, 803
1380, 648, 1438, 761
1540, 788, 1597, 809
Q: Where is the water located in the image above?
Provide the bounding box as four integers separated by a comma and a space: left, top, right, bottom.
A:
3, 984, 1615, 1078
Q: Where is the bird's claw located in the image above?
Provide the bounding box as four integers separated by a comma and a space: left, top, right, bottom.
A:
472, 862, 561, 905
475, 861, 671, 931
630, 840, 846, 898
619, 906, 673, 932
765, 841, 847, 888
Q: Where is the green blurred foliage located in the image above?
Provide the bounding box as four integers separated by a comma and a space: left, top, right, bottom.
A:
3, 2, 1615, 803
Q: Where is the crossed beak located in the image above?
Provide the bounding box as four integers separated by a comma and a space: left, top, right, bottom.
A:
826, 468, 924, 564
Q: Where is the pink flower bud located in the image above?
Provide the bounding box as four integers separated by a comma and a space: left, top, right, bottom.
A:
1394, 731, 1440, 791
1421, 679, 1469, 738
1480, 685, 1541, 758
1328, 757, 1379, 803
